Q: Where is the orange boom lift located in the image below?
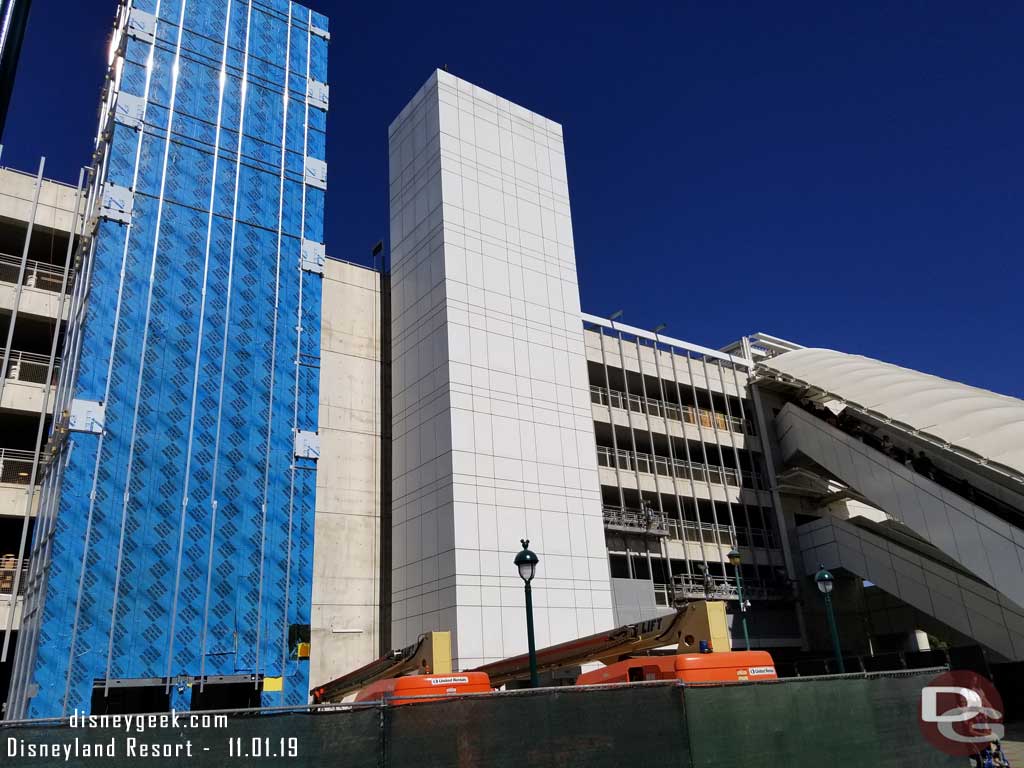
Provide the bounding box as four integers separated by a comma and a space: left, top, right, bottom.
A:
312, 601, 774, 705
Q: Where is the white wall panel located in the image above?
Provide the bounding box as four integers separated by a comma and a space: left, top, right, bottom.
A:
389, 71, 613, 666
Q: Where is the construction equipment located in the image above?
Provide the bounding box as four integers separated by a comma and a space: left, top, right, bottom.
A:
576, 650, 777, 686
353, 672, 492, 706
471, 601, 731, 687
311, 631, 452, 704
312, 602, 731, 702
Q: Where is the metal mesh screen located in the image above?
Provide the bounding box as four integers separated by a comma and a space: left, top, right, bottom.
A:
387, 684, 689, 768
0, 671, 966, 767
683, 672, 962, 768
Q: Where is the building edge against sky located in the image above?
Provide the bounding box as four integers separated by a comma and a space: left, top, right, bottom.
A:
2, 15, 1024, 717
0, 0, 32, 139
308, 70, 1024, 683
388, 70, 614, 667
6, 0, 330, 718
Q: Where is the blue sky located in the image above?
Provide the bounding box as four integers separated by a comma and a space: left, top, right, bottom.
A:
4, 1, 1021, 395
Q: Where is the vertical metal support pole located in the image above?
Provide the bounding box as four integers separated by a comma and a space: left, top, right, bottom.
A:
252, 0, 294, 686
1, 166, 85, 663
593, 324, 629, 579
712, 359, 763, 584
681, 353, 727, 578
651, 337, 691, 583
613, 328, 652, 582
666, 348, 709, 578
58, 148, 133, 710
280, 2, 314, 685
201, 0, 255, 688
748, 380, 808, 648
698, 357, 741, 563
632, 336, 671, 594
525, 582, 539, 688
0, 157, 45, 406
726, 361, 774, 556
104, 0, 190, 692
610, 324, 647, 513
13, 165, 91, 718
734, 562, 751, 650
379, 269, 393, 655
166, 0, 236, 685
595, 325, 626, 511
824, 591, 845, 673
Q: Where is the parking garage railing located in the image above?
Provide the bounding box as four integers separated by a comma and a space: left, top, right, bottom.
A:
0, 252, 71, 294
0, 557, 29, 596
672, 574, 783, 602
603, 509, 779, 553
0, 449, 38, 485
4, 350, 59, 385
735, 525, 778, 549
602, 505, 670, 536
590, 384, 755, 436
673, 574, 740, 601
595, 445, 765, 490
670, 519, 736, 547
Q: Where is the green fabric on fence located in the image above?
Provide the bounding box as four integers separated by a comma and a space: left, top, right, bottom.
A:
388, 684, 689, 768
683, 673, 961, 768
0, 670, 965, 767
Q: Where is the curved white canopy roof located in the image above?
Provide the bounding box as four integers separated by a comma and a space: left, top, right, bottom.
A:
759, 348, 1024, 480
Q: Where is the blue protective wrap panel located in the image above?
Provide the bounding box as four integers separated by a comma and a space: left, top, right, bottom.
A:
14, 0, 327, 717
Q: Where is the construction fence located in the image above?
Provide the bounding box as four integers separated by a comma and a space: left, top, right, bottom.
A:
1, 670, 960, 767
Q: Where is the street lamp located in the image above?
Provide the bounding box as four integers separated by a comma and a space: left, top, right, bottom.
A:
815, 564, 845, 673
727, 548, 751, 651
514, 539, 540, 688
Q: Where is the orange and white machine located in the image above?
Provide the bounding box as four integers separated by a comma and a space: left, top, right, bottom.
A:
576, 650, 777, 686
353, 672, 492, 706
313, 601, 772, 704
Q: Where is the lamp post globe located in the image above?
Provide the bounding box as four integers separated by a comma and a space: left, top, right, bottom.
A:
515, 541, 539, 583
515, 540, 541, 688
815, 566, 834, 594
727, 548, 741, 567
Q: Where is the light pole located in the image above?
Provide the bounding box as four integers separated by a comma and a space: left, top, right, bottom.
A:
727, 548, 751, 650
815, 564, 845, 673
515, 539, 540, 688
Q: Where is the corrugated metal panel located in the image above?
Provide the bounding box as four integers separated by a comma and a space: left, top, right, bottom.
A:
11, 0, 328, 718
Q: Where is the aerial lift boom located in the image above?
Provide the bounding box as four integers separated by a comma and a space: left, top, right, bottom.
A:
311, 631, 453, 704
471, 600, 730, 686
312, 602, 730, 703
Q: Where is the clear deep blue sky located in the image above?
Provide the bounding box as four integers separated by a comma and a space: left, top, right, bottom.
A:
3, 1, 1021, 395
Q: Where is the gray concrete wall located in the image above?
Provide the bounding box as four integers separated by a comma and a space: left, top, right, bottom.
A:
0, 167, 80, 236
311, 258, 383, 691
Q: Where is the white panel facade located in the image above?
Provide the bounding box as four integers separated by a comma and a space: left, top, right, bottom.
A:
776, 403, 1024, 610
798, 516, 1024, 660
388, 70, 613, 667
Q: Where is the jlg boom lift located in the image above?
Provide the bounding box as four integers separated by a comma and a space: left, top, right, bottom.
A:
311, 601, 776, 705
